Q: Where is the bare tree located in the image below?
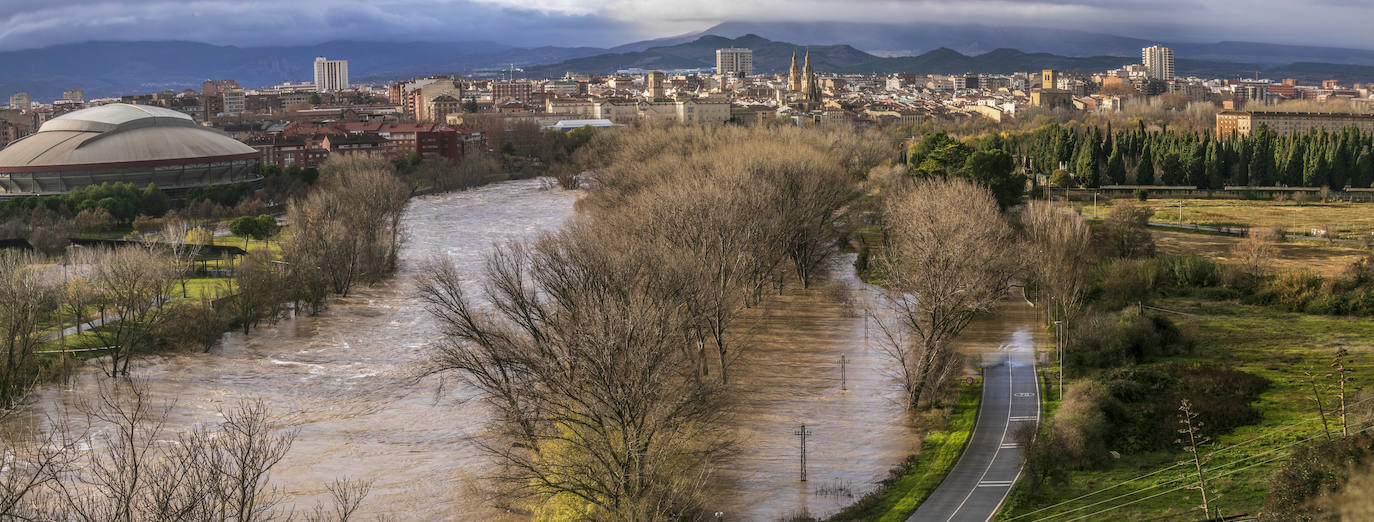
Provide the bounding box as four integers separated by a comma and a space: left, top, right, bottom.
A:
46, 380, 333, 521
0, 411, 81, 518
284, 156, 410, 302
54, 378, 173, 521
418, 230, 730, 521
1099, 202, 1156, 259
1232, 227, 1279, 276
0, 252, 56, 409
159, 216, 203, 299
875, 178, 1019, 408
1020, 204, 1094, 325
746, 144, 858, 289
87, 246, 177, 376
305, 478, 373, 522
229, 250, 283, 335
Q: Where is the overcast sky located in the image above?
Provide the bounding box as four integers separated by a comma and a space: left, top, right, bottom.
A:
2, 0, 1372, 52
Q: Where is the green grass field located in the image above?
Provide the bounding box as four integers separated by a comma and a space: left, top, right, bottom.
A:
829, 381, 982, 522
998, 298, 1374, 521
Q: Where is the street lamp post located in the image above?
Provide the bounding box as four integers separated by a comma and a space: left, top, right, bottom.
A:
1054, 320, 1064, 403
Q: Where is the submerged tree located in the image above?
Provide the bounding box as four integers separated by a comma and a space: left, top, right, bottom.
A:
418, 230, 731, 521
875, 178, 1019, 408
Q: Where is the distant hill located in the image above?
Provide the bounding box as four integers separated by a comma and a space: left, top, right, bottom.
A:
6, 24, 1374, 102
521, 35, 1373, 84
524, 34, 874, 76
0, 40, 599, 101
693, 21, 1374, 67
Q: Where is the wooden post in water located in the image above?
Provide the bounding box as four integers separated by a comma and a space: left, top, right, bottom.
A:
795, 424, 812, 482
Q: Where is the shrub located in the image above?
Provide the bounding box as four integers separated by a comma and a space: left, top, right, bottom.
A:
1249, 271, 1326, 311
1134, 188, 1149, 201
131, 214, 161, 233
1094, 258, 1158, 308
1098, 363, 1268, 453
1068, 309, 1195, 369
1262, 434, 1374, 521
1051, 381, 1113, 469
153, 298, 229, 352
1155, 255, 1223, 289
72, 207, 114, 232
1095, 202, 1156, 258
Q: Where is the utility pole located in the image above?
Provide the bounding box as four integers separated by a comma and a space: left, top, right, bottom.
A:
1054, 320, 1064, 403
840, 355, 847, 391
795, 424, 813, 482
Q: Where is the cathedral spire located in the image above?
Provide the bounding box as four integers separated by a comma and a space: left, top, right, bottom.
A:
788, 49, 802, 92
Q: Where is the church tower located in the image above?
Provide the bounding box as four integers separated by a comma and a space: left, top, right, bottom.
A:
788, 51, 801, 92
801, 50, 822, 103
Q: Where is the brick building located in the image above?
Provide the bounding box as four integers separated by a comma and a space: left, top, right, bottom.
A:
1216, 110, 1374, 138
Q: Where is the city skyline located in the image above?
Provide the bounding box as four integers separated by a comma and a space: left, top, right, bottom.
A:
5, 0, 1374, 53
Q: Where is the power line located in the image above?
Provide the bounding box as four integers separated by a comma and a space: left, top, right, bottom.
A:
1036, 430, 1327, 521
1057, 450, 1295, 522
1046, 423, 1374, 522
1009, 396, 1374, 521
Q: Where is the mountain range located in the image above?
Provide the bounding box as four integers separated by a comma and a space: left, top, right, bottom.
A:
524, 35, 1374, 85
3, 22, 1374, 102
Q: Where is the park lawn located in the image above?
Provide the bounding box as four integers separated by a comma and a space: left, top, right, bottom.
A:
829, 380, 981, 522
998, 298, 1374, 521
212, 235, 284, 255
1100, 198, 1374, 240
177, 277, 233, 301
1153, 229, 1368, 277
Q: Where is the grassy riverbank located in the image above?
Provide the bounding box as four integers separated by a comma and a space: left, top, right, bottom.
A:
828, 380, 982, 522
998, 296, 1374, 520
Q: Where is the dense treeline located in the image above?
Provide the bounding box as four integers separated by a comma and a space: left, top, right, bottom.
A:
1013, 121, 1374, 189
2, 182, 169, 222
419, 123, 893, 520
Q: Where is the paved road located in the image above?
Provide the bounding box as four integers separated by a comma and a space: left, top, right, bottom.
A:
908, 345, 1040, 522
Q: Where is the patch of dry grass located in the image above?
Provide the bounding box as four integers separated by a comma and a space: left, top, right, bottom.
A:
1104, 198, 1374, 240
1154, 229, 1367, 277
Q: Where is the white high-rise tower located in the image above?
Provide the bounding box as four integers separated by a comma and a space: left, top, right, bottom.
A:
313, 57, 350, 92
1142, 46, 1175, 81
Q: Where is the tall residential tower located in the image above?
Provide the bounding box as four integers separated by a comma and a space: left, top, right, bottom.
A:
1142, 45, 1175, 81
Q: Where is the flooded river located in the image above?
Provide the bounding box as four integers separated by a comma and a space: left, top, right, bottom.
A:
15, 178, 1047, 520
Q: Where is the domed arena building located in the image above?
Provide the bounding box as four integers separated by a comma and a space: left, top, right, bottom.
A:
0, 103, 260, 197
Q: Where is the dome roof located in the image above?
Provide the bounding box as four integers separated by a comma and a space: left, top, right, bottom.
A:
0, 103, 257, 172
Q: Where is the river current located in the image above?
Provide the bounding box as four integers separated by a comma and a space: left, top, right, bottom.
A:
15, 178, 1045, 520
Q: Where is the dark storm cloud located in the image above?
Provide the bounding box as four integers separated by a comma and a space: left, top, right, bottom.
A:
0, 0, 649, 51
2, 0, 1372, 51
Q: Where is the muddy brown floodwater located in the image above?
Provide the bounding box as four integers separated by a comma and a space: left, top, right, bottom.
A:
708, 264, 1048, 521
11, 178, 1048, 521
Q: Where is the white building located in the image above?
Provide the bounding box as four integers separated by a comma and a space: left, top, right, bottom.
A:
62, 88, 84, 103
222, 88, 246, 115
715, 48, 754, 77
1142, 46, 1175, 81
313, 57, 350, 92
7, 92, 30, 110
